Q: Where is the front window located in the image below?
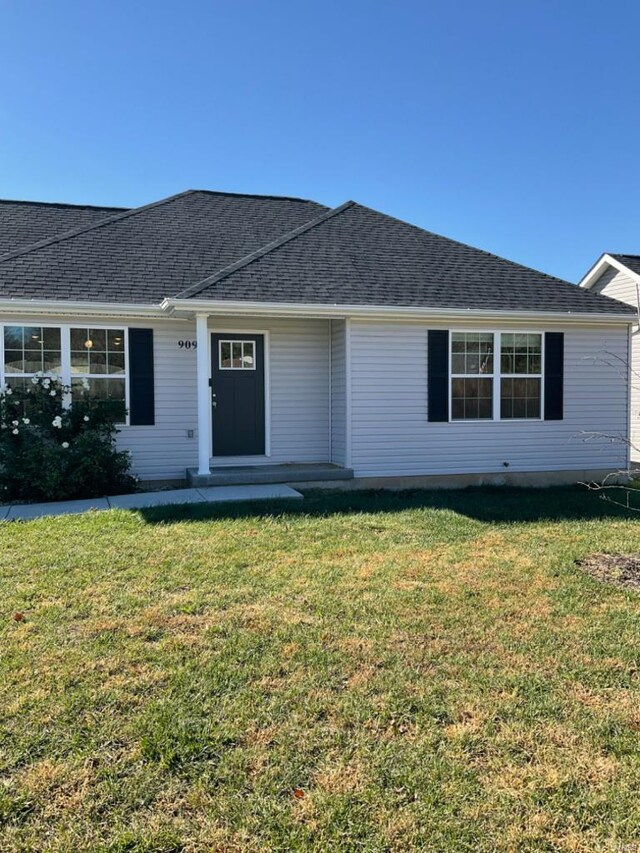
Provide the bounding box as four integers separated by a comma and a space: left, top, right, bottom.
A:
1, 324, 127, 417
3, 326, 62, 392
450, 332, 494, 420
500, 333, 542, 419
70, 327, 126, 405
450, 331, 543, 421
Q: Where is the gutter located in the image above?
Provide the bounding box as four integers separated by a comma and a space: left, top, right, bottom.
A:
0, 296, 632, 326
162, 297, 635, 326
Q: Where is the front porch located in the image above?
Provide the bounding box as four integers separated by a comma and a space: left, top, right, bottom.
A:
184, 312, 349, 481
187, 462, 353, 488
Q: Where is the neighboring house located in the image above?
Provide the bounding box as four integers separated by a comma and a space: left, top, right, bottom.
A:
0, 190, 635, 488
579, 253, 640, 459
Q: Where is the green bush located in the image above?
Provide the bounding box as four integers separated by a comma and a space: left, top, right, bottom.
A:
0, 373, 137, 503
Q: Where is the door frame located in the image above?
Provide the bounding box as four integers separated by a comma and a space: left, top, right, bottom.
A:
209, 328, 271, 458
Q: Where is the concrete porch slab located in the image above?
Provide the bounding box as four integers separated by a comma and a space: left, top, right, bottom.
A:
196, 484, 303, 502
187, 462, 353, 487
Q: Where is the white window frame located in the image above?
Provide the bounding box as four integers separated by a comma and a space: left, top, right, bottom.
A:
448, 330, 545, 422
218, 338, 257, 371
0, 322, 130, 425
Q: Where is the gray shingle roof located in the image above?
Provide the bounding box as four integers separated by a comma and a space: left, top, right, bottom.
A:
610, 254, 640, 277
0, 190, 327, 303
0, 199, 127, 257
0, 190, 634, 316
184, 202, 635, 315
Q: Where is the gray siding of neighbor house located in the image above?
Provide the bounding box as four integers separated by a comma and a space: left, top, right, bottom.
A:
348, 320, 630, 478
330, 320, 347, 466
591, 266, 640, 458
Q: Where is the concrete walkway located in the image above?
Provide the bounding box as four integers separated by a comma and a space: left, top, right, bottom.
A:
0, 484, 303, 521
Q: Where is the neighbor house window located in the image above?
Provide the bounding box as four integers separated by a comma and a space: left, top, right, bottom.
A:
70, 327, 127, 405
3, 326, 62, 392
450, 332, 494, 420
499, 333, 542, 419
450, 331, 543, 421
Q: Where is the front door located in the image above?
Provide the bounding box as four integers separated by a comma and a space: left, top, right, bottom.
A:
211, 333, 265, 456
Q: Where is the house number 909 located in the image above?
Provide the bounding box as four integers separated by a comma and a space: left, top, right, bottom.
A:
178, 340, 198, 350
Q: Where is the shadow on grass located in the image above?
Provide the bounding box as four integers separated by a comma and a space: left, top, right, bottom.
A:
136, 484, 640, 527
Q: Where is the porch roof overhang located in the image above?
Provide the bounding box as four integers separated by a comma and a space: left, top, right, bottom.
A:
161, 297, 635, 326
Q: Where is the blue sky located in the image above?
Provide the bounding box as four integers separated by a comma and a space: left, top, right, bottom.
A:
0, 0, 638, 282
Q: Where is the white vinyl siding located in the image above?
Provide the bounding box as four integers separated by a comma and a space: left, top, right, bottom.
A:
591, 266, 640, 460
330, 319, 347, 466
349, 320, 629, 478
0, 313, 332, 481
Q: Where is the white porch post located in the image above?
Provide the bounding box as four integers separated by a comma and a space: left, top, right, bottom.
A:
195, 313, 210, 476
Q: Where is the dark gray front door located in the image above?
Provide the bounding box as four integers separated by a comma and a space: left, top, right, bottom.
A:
211, 333, 265, 456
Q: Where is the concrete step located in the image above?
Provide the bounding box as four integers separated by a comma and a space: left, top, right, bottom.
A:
187, 463, 353, 488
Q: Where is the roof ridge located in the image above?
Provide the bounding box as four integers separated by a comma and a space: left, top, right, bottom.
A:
0, 189, 197, 264
176, 200, 356, 299
0, 198, 128, 211
188, 188, 325, 205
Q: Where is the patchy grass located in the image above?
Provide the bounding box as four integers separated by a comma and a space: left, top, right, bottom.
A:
1, 486, 640, 852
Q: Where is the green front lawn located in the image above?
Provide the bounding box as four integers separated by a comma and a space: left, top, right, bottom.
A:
2, 487, 640, 852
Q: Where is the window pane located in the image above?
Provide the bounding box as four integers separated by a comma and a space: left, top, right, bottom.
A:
71, 328, 89, 350
4, 326, 23, 349
88, 350, 108, 375
4, 350, 24, 374
232, 342, 242, 368
501, 332, 541, 375
43, 327, 61, 349
108, 351, 125, 374
220, 342, 231, 368
89, 329, 106, 351
23, 352, 42, 373
71, 351, 89, 373
4, 326, 61, 377
451, 377, 493, 420
23, 327, 43, 351
108, 330, 125, 351
450, 332, 494, 375
500, 377, 541, 419
72, 377, 125, 403
242, 341, 255, 368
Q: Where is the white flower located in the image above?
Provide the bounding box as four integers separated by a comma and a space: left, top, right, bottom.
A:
50, 390, 56, 396
42, 379, 50, 388
52, 416, 62, 428
31, 376, 39, 385
5, 388, 12, 395
61, 441, 69, 449
12, 428, 18, 435
11, 420, 18, 427
83, 415, 90, 422
22, 418, 30, 425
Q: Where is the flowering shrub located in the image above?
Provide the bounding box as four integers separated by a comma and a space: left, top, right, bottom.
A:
0, 373, 136, 502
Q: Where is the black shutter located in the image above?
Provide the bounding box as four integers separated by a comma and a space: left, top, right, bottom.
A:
544, 332, 564, 420
128, 328, 155, 425
428, 330, 449, 422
